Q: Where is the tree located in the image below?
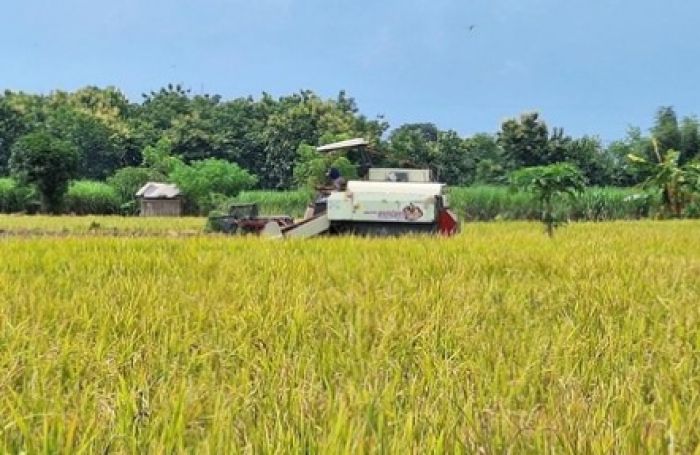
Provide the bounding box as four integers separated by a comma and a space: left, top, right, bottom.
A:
260, 91, 340, 189
469, 133, 512, 184
45, 106, 125, 180
544, 127, 572, 164
384, 124, 476, 185
139, 84, 193, 131
258, 90, 386, 189
2, 91, 47, 133
605, 127, 652, 186
210, 97, 270, 176
66, 86, 131, 130
651, 107, 681, 158
495, 113, 608, 182
680, 116, 700, 164
0, 97, 29, 175
435, 130, 475, 185
40, 88, 138, 178
497, 112, 550, 167
510, 163, 587, 237
169, 159, 258, 214
9, 131, 79, 213
563, 136, 614, 186
142, 137, 180, 176
386, 123, 440, 171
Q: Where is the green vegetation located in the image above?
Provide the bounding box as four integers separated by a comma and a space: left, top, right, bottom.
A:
64, 180, 121, 215
170, 158, 258, 214
509, 163, 587, 236
9, 131, 79, 213
107, 166, 166, 214
233, 189, 315, 217
2, 86, 700, 217
0, 221, 698, 452
0, 178, 36, 213
628, 139, 700, 217
0, 183, 666, 223
228, 186, 657, 222
293, 144, 358, 188
450, 186, 657, 221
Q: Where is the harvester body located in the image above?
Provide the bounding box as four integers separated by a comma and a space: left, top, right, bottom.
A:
327, 179, 457, 235
262, 172, 458, 239
328, 181, 443, 226
216, 138, 459, 239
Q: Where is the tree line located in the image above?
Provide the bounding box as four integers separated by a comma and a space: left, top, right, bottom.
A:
1, 85, 699, 213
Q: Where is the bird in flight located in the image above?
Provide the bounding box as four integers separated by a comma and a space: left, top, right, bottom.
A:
468, 25, 476, 32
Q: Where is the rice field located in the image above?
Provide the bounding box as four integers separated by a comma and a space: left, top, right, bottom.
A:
0, 215, 206, 236
0, 220, 699, 453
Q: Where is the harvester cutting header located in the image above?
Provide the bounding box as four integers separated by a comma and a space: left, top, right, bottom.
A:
213, 138, 459, 239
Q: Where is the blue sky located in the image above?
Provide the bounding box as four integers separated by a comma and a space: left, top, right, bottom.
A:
2, 0, 699, 142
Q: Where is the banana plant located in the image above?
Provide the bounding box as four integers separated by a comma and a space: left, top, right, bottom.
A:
627, 138, 696, 217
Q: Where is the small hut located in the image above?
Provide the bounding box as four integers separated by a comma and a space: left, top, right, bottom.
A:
135, 182, 183, 217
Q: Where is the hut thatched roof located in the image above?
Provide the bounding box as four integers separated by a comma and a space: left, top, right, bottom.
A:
135, 182, 181, 199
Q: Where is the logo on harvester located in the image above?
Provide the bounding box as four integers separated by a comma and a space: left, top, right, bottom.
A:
402, 204, 423, 221
371, 204, 424, 220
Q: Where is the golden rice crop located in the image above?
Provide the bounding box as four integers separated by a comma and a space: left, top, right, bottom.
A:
0, 215, 205, 236
0, 220, 699, 453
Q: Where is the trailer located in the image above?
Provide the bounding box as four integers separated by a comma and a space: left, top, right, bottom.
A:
208, 203, 294, 235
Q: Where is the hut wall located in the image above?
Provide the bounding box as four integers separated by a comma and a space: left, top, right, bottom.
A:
140, 198, 183, 217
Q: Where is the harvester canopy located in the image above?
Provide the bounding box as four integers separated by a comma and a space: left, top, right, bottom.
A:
316, 138, 369, 153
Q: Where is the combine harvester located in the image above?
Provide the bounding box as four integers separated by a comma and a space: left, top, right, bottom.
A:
209, 138, 459, 239
259, 138, 459, 239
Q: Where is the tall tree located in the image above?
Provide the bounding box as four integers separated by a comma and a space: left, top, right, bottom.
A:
497, 112, 550, 167
45, 107, 125, 180
212, 96, 272, 178
680, 116, 700, 164
260, 90, 385, 189
564, 136, 613, 186
435, 130, 475, 185
545, 127, 572, 164
139, 84, 193, 131
651, 107, 681, 157
605, 127, 651, 186
385, 124, 477, 185
9, 131, 79, 213
386, 123, 440, 171
0, 96, 29, 175
469, 133, 512, 184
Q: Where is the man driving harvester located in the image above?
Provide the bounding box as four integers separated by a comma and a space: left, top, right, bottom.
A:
326, 166, 346, 191
300, 140, 369, 221
303, 166, 346, 220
